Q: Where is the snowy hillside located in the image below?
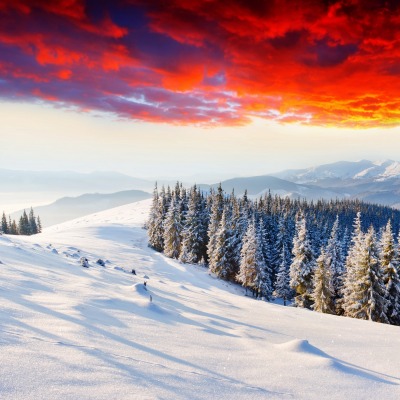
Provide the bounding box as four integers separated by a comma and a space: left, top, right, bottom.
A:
1, 200, 399, 399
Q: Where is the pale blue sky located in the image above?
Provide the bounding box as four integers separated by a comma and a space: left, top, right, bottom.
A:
2, 101, 400, 181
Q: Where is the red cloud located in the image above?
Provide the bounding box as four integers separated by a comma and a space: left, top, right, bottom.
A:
1, 0, 400, 127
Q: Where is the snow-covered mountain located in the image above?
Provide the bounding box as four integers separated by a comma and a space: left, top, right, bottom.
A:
273, 160, 400, 184
1, 200, 399, 399
201, 175, 345, 201
247, 160, 400, 209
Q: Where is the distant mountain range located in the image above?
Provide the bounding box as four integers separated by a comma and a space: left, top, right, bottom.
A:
201, 176, 343, 202
5, 160, 400, 227
210, 160, 400, 209
0, 169, 165, 214
272, 160, 400, 184
11, 190, 151, 227
0, 169, 155, 194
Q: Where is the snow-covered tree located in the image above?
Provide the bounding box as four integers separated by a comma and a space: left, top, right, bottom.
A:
237, 219, 267, 298
179, 186, 207, 264
380, 220, 400, 325
343, 226, 388, 323
290, 212, 315, 308
325, 215, 344, 311
207, 184, 224, 264
163, 199, 183, 259
341, 212, 364, 315
209, 207, 236, 280
274, 243, 292, 305
228, 196, 245, 273
256, 218, 273, 300
312, 248, 334, 314
147, 184, 165, 252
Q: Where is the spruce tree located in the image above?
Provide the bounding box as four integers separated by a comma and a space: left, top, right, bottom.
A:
37, 216, 42, 233
10, 219, 18, 235
380, 220, 400, 325
207, 184, 224, 264
343, 226, 388, 323
312, 248, 334, 314
325, 215, 344, 311
1, 212, 8, 234
256, 218, 273, 299
209, 207, 236, 280
274, 244, 292, 305
341, 212, 364, 316
29, 207, 38, 234
163, 198, 183, 259
147, 185, 165, 252
289, 212, 315, 309
179, 186, 205, 264
237, 219, 260, 296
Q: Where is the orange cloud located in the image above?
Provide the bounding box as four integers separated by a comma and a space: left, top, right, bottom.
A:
1, 0, 400, 127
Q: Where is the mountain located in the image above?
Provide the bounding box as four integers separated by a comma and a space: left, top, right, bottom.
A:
11, 189, 151, 227
0, 169, 176, 214
273, 159, 400, 184
0, 169, 154, 193
1, 200, 399, 399
268, 160, 400, 209
201, 175, 345, 201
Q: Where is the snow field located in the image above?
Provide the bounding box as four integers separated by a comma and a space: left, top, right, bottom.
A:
1, 199, 399, 399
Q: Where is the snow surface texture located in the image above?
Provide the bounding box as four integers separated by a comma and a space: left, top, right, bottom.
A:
1, 199, 399, 399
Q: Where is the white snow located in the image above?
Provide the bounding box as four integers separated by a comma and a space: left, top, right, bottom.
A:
276, 159, 400, 183
1, 199, 399, 399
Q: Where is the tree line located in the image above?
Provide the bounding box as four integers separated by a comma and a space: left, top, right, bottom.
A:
1, 208, 42, 235
147, 183, 400, 326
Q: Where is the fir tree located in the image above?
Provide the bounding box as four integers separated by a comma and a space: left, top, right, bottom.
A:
29, 207, 38, 234
341, 212, 364, 316
343, 226, 388, 323
206, 184, 224, 264
179, 186, 206, 264
312, 248, 334, 314
325, 215, 344, 310
237, 219, 260, 296
274, 244, 292, 305
163, 198, 183, 259
256, 218, 273, 299
10, 219, 18, 235
209, 207, 236, 280
1, 212, 8, 234
380, 220, 400, 325
18, 210, 30, 235
289, 212, 315, 309
147, 185, 165, 252
37, 216, 42, 233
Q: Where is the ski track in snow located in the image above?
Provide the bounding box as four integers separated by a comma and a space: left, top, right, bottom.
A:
1, 199, 400, 399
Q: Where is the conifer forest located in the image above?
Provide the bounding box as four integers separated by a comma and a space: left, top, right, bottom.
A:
1, 208, 42, 236
147, 183, 400, 326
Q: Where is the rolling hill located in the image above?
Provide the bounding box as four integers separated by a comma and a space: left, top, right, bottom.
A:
11, 190, 151, 227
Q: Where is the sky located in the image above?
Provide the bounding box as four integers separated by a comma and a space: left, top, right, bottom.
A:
1, 0, 400, 180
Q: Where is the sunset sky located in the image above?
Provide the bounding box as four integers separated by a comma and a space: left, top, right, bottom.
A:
1, 0, 400, 178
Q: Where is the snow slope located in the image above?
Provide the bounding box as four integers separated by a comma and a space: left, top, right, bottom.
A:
1, 200, 399, 399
